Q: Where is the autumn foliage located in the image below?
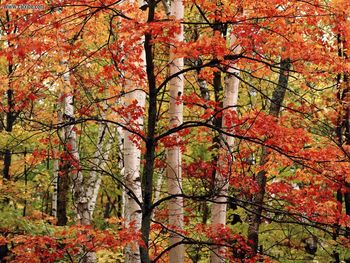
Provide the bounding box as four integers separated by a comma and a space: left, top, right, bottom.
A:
0, 0, 350, 262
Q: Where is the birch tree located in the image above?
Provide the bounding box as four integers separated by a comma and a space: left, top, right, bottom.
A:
59, 53, 113, 262
123, 81, 146, 263
210, 34, 241, 263
167, 0, 185, 261
122, 5, 147, 263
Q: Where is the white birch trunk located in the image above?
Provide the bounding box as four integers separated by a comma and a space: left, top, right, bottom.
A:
84, 123, 107, 219
116, 126, 125, 218
118, 3, 147, 263
167, 0, 185, 262
124, 85, 146, 263
60, 60, 88, 225
89, 132, 113, 214
59, 35, 113, 262
87, 121, 114, 219
210, 35, 240, 263
121, 40, 146, 262
61, 59, 94, 263
123, 2, 148, 262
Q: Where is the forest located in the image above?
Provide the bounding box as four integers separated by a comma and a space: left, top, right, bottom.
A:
0, 0, 350, 262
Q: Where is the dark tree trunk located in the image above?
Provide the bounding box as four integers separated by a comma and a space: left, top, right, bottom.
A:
335, 34, 350, 239
3, 69, 15, 180
345, 183, 350, 237
57, 161, 69, 226
140, 4, 157, 262
3, 150, 12, 181
247, 58, 291, 255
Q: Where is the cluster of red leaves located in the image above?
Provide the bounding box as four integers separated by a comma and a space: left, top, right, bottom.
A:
233, 112, 311, 154
159, 128, 190, 151
190, 223, 264, 263
2, 225, 140, 263
183, 159, 214, 179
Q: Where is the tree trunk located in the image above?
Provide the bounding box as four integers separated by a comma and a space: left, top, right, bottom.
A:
247, 58, 291, 255
52, 108, 63, 218
52, 156, 59, 218
123, 46, 147, 263
87, 124, 113, 219
335, 35, 350, 238
57, 160, 69, 226
57, 61, 75, 227
139, 6, 157, 260
3, 68, 15, 180
116, 126, 125, 218
210, 35, 240, 263
2, 12, 16, 181
59, 58, 96, 262
167, 0, 185, 262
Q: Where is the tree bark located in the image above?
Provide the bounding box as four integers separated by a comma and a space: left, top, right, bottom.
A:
123, 88, 145, 263
59, 58, 102, 262
57, 60, 75, 227
167, 0, 185, 262
52, 108, 63, 218
52, 154, 59, 218
210, 34, 240, 263
247, 58, 291, 255
3, 68, 15, 180
123, 42, 147, 263
87, 124, 113, 218
57, 159, 69, 226
139, 5, 157, 262
2, 12, 16, 181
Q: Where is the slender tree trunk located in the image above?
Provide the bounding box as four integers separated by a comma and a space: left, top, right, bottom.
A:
3, 68, 15, 180
2, 12, 16, 181
122, 0, 149, 261
335, 35, 350, 238
153, 172, 163, 205
123, 54, 147, 263
52, 155, 59, 218
57, 127, 70, 225
58, 58, 93, 261
0, 17, 14, 258
62, 73, 112, 263
116, 126, 125, 218
210, 35, 240, 263
167, 0, 185, 262
139, 6, 157, 261
52, 108, 63, 218
62, 66, 111, 228
87, 124, 113, 218
57, 60, 75, 226
81, 121, 112, 263
57, 160, 69, 226
247, 58, 291, 255
124, 112, 143, 262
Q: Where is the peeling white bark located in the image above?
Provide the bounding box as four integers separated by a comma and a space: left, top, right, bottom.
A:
167, 0, 185, 262
116, 126, 125, 218
60, 60, 87, 225
124, 84, 145, 263
210, 35, 241, 263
